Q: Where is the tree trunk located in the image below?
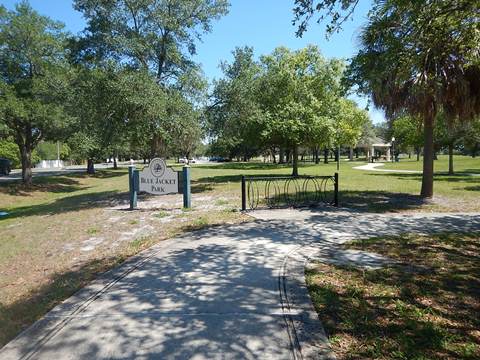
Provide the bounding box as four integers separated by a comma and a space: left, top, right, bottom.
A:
314, 147, 319, 164
113, 155, 118, 170
271, 148, 277, 163
87, 158, 95, 174
472, 143, 478, 158
323, 148, 329, 164
19, 144, 33, 185
448, 143, 454, 175
279, 148, 284, 164
416, 147, 420, 161
420, 114, 434, 198
334, 148, 339, 162
292, 145, 299, 176
349, 147, 354, 161
286, 149, 291, 164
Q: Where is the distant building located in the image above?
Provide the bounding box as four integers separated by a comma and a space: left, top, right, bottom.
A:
357, 137, 392, 162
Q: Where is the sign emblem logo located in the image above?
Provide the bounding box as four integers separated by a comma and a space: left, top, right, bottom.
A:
150, 158, 166, 177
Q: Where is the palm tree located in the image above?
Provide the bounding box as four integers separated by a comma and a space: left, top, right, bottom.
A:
347, 0, 480, 198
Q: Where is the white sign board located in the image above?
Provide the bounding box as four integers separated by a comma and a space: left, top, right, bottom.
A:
139, 158, 179, 195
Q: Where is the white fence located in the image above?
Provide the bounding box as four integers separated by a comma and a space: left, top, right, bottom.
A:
36, 160, 68, 169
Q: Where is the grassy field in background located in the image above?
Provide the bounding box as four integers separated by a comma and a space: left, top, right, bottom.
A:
306, 232, 480, 359
382, 155, 480, 174
190, 155, 480, 212
0, 155, 479, 346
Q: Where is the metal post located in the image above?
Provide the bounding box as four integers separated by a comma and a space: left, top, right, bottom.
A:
337, 146, 340, 171
57, 141, 60, 166
182, 166, 191, 209
128, 165, 137, 210
334, 172, 339, 207
241, 176, 246, 211
392, 141, 395, 162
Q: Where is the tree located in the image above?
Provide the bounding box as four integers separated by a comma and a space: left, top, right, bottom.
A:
295, 0, 480, 197
463, 119, 480, 158
73, 0, 216, 164
72, 64, 167, 173
170, 113, 202, 160
74, 0, 229, 82
0, 138, 20, 167
258, 46, 343, 175
393, 115, 423, 161
293, 0, 360, 37
207, 47, 264, 161
351, 2, 480, 197
332, 98, 369, 159
167, 91, 203, 160
36, 141, 70, 161
0, 2, 74, 184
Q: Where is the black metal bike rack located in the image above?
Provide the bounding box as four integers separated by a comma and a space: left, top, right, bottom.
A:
241, 173, 338, 211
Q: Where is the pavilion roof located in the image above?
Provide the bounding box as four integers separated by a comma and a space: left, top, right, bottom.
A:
357, 136, 391, 148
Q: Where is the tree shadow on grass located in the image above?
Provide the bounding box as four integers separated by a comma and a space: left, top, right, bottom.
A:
0, 170, 127, 196
459, 168, 480, 175
196, 162, 316, 171
368, 171, 480, 184
340, 190, 428, 213
191, 183, 214, 193
0, 176, 83, 196
0, 190, 125, 221
308, 232, 480, 359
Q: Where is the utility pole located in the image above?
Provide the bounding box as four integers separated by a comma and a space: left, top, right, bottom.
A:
57, 141, 60, 167
337, 146, 340, 171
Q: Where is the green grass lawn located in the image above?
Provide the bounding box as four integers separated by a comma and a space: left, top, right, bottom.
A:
190, 155, 480, 212
382, 154, 480, 174
0, 155, 479, 347
306, 232, 480, 359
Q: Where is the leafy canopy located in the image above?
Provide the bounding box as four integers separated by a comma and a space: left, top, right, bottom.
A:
0, 1, 75, 183
73, 0, 229, 81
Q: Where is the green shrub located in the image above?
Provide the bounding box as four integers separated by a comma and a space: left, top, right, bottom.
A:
0, 140, 20, 168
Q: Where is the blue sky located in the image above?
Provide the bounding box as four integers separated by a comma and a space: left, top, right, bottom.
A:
1, 0, 385, 123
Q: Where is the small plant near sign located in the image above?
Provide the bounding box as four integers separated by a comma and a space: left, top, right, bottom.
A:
86, 227, 97, 235
215, 198, 229, 206
129, 236, 151, 252
184, 217, 209, 231
154, 211, 169, 218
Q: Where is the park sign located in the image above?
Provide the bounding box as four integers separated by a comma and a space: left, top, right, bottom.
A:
139, 158, 178, 195
128, 158, 191, 209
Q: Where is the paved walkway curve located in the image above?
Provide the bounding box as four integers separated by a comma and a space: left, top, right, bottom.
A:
353, 162, 480, 176
2, 210, 480, 359
353, 162, 421, 173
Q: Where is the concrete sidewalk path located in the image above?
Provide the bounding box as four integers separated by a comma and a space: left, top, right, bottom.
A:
353, 162, 421, 173
2, 210, 480, 359
353, 162, 480, 176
